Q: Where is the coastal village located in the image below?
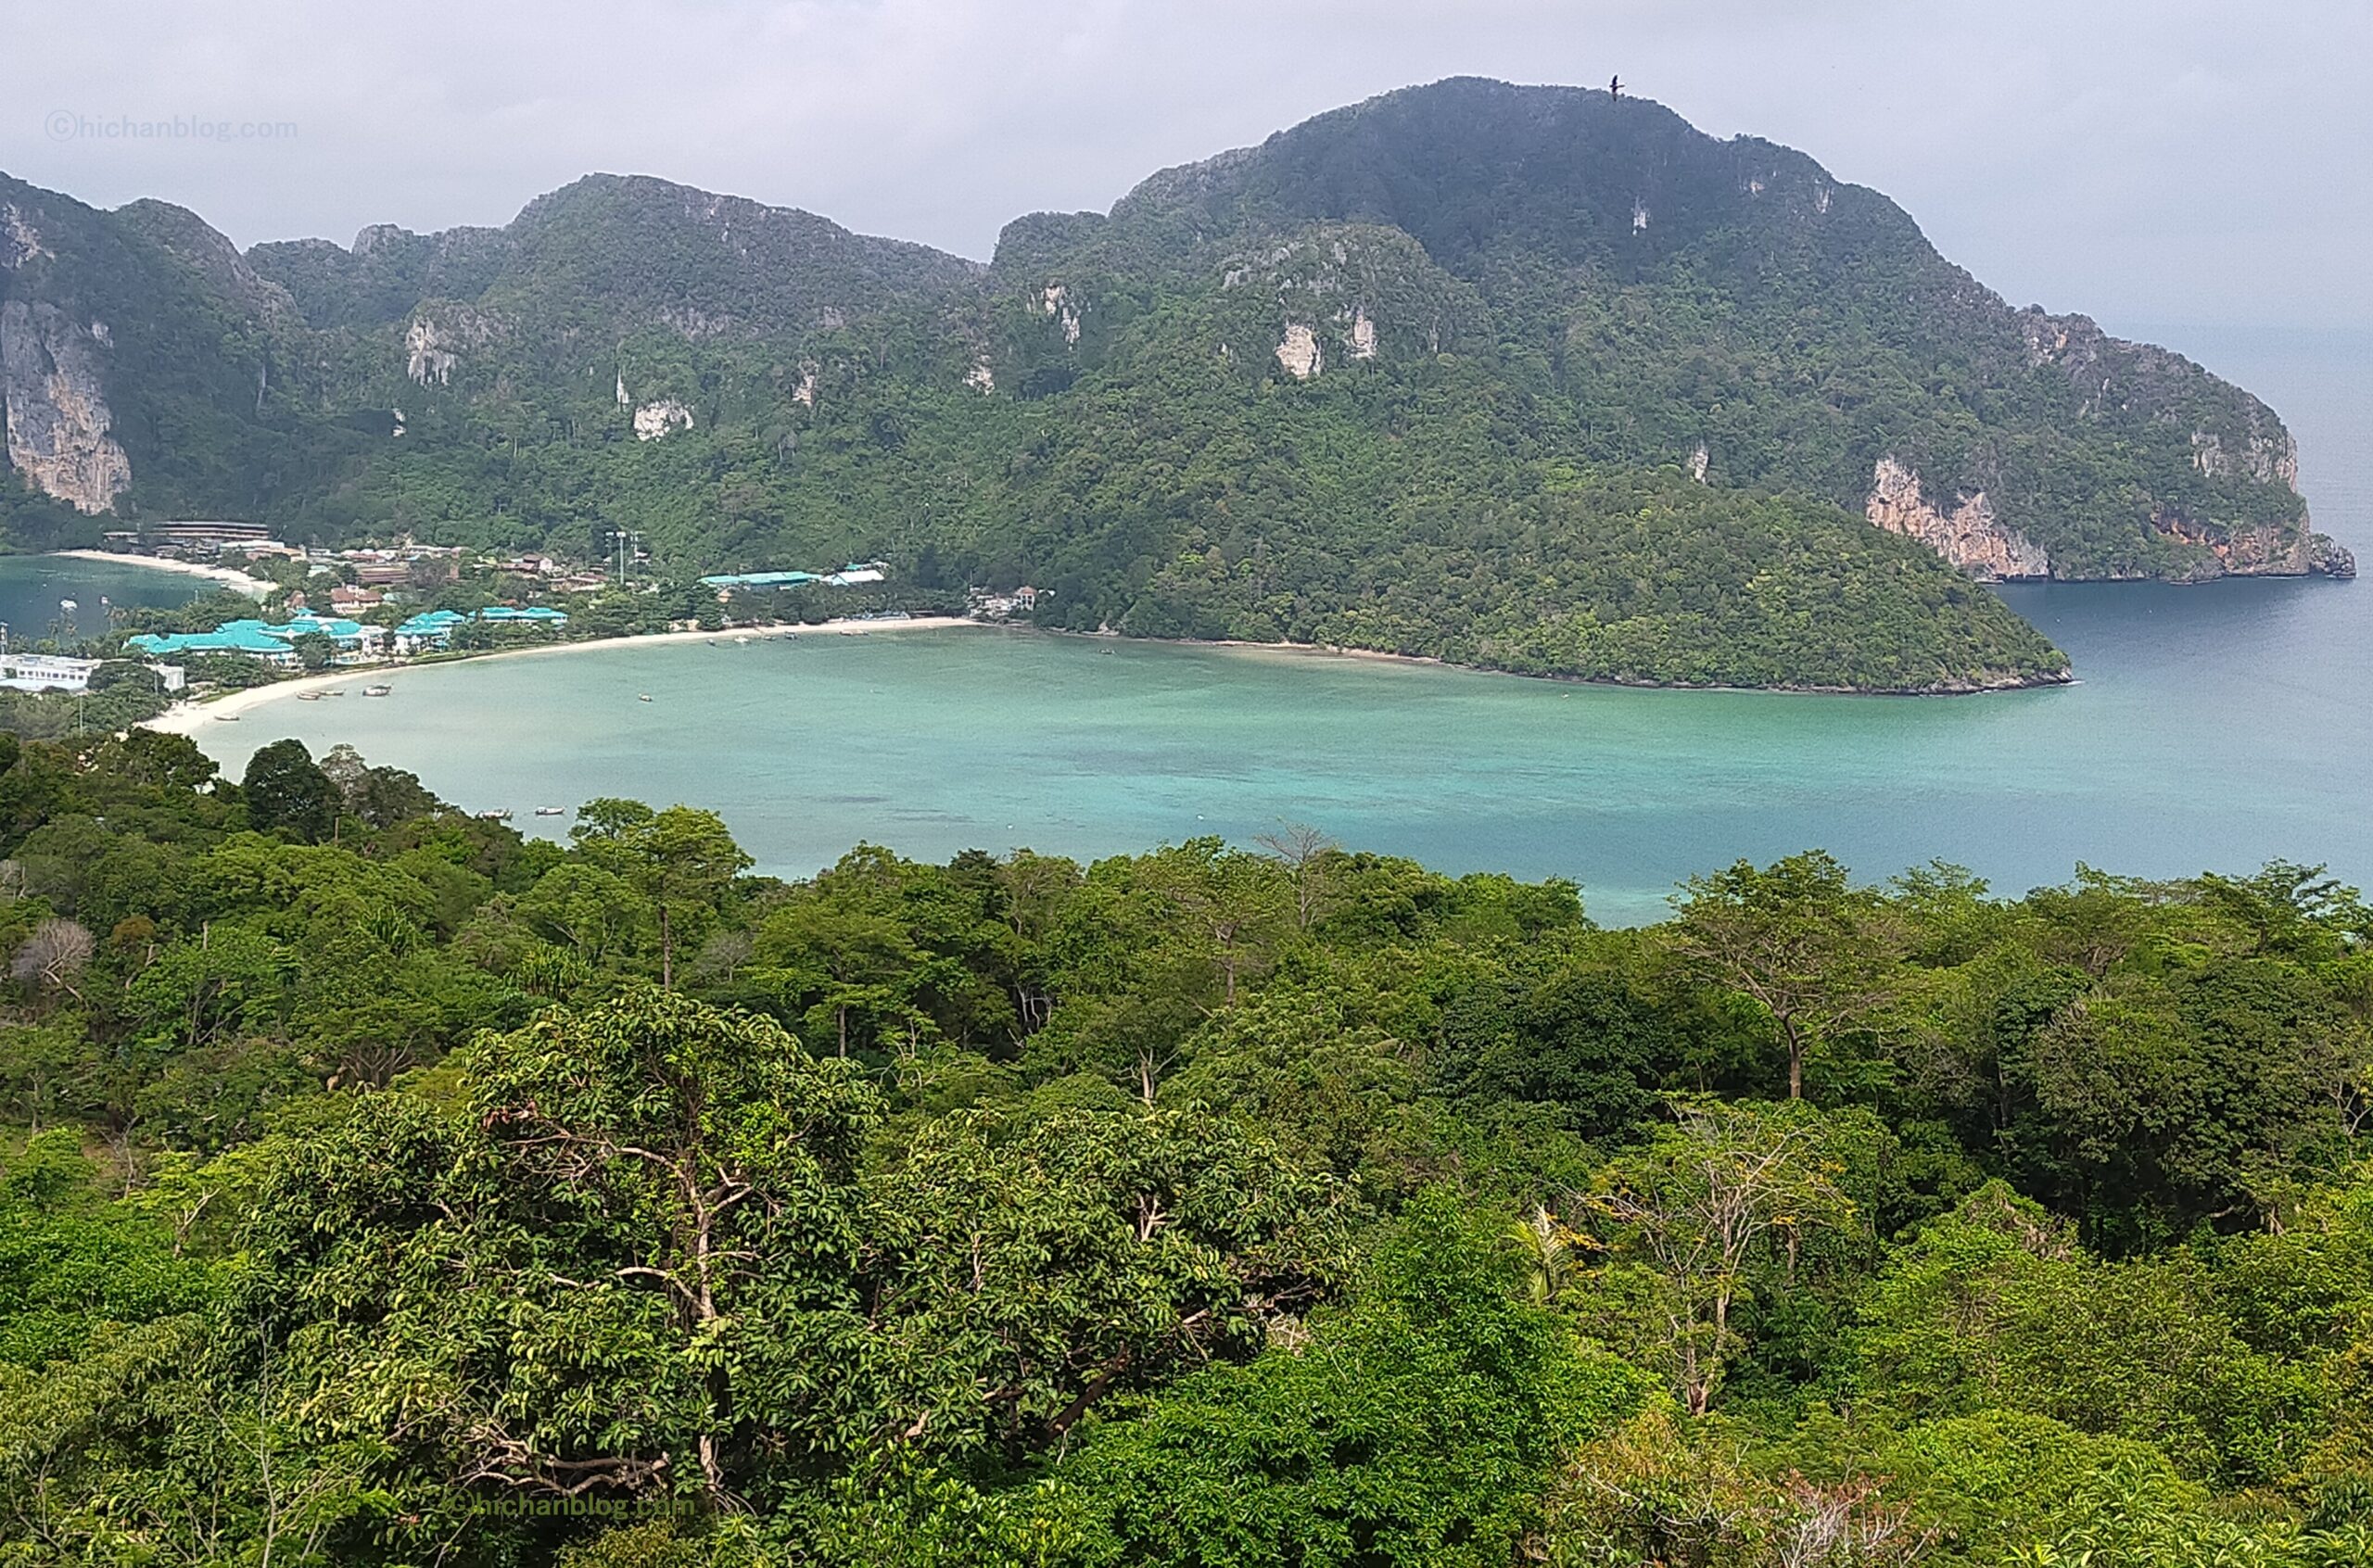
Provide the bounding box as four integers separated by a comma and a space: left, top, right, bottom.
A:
7, 517, 1023, 719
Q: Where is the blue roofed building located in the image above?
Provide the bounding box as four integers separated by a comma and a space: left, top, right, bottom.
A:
699, 571, 824, 589
393, 606, 568, 654
392, 609, 467, 654
125, 615, 383, 666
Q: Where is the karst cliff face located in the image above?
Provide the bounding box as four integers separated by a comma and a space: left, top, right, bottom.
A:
2151, 509, 2358, 581
1865, 458, 2050, 581
1868, 453, 2353, 584
0, 297, 132, 513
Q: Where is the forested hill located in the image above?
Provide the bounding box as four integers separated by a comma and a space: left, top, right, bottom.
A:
1, 734, 2370, 1564
0, 80, 2351, 689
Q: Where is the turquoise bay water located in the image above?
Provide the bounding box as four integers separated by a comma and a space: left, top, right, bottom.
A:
34, 325, 2373, 924
172, 579, 2368, 926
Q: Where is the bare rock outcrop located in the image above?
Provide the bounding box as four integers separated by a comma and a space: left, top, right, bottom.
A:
402, 307, 501, 387
1275, 322, 1323, 380
2149, 509, 2352, 580
632, 399, 693, 440
1865, 457, 2049, 580
0, 299, 132, 512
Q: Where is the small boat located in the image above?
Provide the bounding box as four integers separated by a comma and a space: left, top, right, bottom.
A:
476, 808, 514, 821
638, 693, 654, 702
57, 599, 77, 612
297, 691, 324, 702
362, 684, 392, 697
534, 805, 567, 816
734, 636, 751, 645
214, 713, 241, 722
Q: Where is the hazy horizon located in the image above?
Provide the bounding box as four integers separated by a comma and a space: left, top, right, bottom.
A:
5, 1, 2369, 339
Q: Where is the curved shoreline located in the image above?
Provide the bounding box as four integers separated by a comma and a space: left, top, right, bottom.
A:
144, 614, 2070, 742
42, 550, 2067, 700
1084, 631, 2074, 697
46, 549, 272, 595
140, 616, 982, 737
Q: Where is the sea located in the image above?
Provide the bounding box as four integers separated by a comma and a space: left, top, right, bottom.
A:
22, 323, 2369, 925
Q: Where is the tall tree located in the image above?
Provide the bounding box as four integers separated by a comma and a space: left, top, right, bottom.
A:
1668, 851, 1899, 1100
246, 988, 882, 1516
574, 800, 753, 988
1574, 1101, 1859, 1414
239, 740, 339, 845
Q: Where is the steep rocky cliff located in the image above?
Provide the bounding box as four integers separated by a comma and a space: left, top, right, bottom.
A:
1865, 458, 2049, 580
0, 174, 331, 520
0, 296, 131, 513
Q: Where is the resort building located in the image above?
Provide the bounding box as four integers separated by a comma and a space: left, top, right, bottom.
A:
100, 521, 272, 560
393, 605, 569, 653
0, 654, 185, 693
700, 571, 826, 590
476, 605, 570, 628
391, 610, 467, 654
125, 614, 384, 666
700, 562, 890, 597
340, 545, 465, 586
969, 585, 1042, 619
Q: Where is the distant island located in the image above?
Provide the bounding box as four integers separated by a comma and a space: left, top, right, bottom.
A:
0, 79, 2351, 692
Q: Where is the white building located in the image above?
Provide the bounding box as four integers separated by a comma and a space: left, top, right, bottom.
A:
0, 655, 185, 694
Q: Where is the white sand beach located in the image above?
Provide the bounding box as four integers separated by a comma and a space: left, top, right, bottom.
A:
51, 550, 272, 595
140, 615, 982, 737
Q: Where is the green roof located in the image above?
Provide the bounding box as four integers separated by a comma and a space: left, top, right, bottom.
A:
701, 571, 822, 588
127, 621, 291, 657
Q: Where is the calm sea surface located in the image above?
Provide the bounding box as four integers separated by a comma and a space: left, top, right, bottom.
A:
32, 327, 2373, 925
0, 555, 214, 647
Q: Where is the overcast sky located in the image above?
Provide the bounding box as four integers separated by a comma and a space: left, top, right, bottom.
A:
6, 0, 2369, 337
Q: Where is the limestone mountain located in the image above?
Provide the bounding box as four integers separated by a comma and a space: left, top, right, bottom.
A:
991, 78, 2343, 582
0, 79, 2350, 689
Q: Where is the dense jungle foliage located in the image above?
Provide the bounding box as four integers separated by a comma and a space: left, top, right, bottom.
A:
6, 80, 2343, 689
0, 733, 2368, 1565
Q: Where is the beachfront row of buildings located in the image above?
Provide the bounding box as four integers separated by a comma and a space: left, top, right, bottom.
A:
0, 654, 187, 695
126, 607, 569, 667
99, 524, 470, 582
699, 562, 887, 594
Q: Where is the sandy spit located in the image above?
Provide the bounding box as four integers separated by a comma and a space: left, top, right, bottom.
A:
47, 549, 272, 595
139, 616, 982, 738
